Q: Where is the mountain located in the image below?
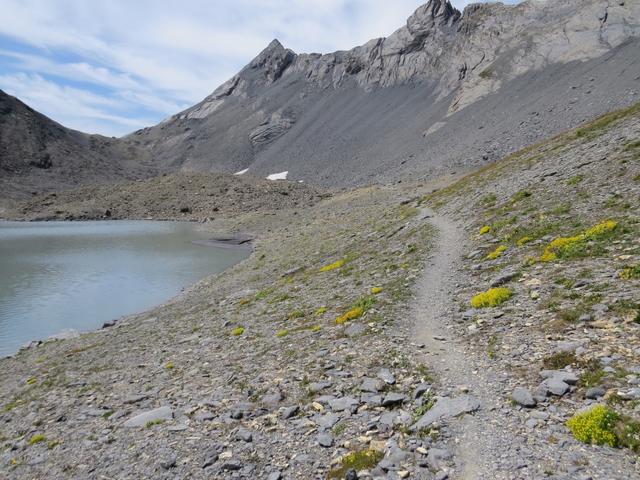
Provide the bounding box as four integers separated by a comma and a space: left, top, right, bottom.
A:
1, 0, 639, 199
126, 0, 640, 186
0, 90, 156, 200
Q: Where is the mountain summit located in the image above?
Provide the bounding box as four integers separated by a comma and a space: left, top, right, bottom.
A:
126, 0, 640, 186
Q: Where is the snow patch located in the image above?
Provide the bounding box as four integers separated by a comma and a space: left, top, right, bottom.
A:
267, 171, 288, 181
234, 168, 249, 176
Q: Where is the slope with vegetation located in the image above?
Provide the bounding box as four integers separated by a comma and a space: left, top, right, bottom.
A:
419, 102, 640, 477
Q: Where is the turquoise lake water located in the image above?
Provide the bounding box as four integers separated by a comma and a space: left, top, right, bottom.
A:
0, 221, 248, 357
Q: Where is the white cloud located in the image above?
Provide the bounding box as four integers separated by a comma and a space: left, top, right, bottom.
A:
0, 0, 519, 136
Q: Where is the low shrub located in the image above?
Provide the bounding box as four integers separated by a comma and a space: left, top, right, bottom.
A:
479, 225, 492, 235
517, 236, 533, 246
371, 287, 383, 295
336, 307, 365, 325
276, 330, 289, 338
231, 327, 245, 336
486, 245, 507, 260
568, 406, 619, 447
471, 288, 513, 308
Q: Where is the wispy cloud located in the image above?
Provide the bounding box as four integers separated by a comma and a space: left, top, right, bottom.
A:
0, 0, 518, 136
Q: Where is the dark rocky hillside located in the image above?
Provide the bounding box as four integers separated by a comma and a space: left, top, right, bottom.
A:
0, 90, 156, 201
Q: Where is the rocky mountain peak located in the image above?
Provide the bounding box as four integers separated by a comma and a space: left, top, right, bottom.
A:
407, 0, 461, 36
248, 38, 296, 82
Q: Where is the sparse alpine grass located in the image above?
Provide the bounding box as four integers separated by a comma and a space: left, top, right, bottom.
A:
336, 295, 376, 325
327, 449, 384, 479
620, 264, 640, 280
319, 259, 346, 272
486, 245, 507, 260
539, 220, 618, 262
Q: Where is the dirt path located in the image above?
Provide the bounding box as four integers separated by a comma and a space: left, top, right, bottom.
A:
412, 208, 509, 479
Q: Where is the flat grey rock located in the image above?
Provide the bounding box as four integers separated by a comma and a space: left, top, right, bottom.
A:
328, 396, 359, 413
382, 392, 407, 407
512, 387, 537, 408
377, 368, 396, 385
412, 395, 480, 430
317, 433, 334, 448
123, 406, 173, 428
540, 370, 579, 385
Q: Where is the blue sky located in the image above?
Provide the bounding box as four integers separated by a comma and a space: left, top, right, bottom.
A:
0, 0, 520, 137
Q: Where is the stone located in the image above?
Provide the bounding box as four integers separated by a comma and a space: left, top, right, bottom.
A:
512, 387, 537, 408
540, 370, 579, 385
360, 377, 384, 393
414, 383, 431, 399
123, 406, 173, 428
328, 396, 359, 413
585, 387, 606, 399
237, 428, 253, 442
412, 395, 481, 430
281, 405, 299, 419
382, 393, 407, 407
426, 448, 452, 470
544, 378, 570, 397
345, 469, 358, 480
202, 451, 219, 468
377, 368, 396, 385
159, 454, 177, 470
317, 433, 334, 448
267, 472, 282, 480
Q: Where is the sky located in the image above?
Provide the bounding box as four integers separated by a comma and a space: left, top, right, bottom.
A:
0, 0, 520, 137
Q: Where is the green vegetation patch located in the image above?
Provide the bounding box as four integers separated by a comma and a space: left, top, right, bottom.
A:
539, 220, 618, 262
486, 245, 507, 260
479, 67, 494, 79
327, 449, 384, 479
543, 351, 576, 370
231, 327, 245, 336
319, 259, 346, 273
471, 287, 513, 308
574, 102, 640, 140
567, 406, 640, 452
620, 264, 640, 280
28, 434, 46, 446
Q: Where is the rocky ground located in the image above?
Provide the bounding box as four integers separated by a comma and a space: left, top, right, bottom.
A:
1, 172, 329, 221
0, 179, 459, 479
1, 103, 639, 479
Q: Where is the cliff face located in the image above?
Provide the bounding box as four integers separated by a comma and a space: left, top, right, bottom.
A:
127, 0, 640, 186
